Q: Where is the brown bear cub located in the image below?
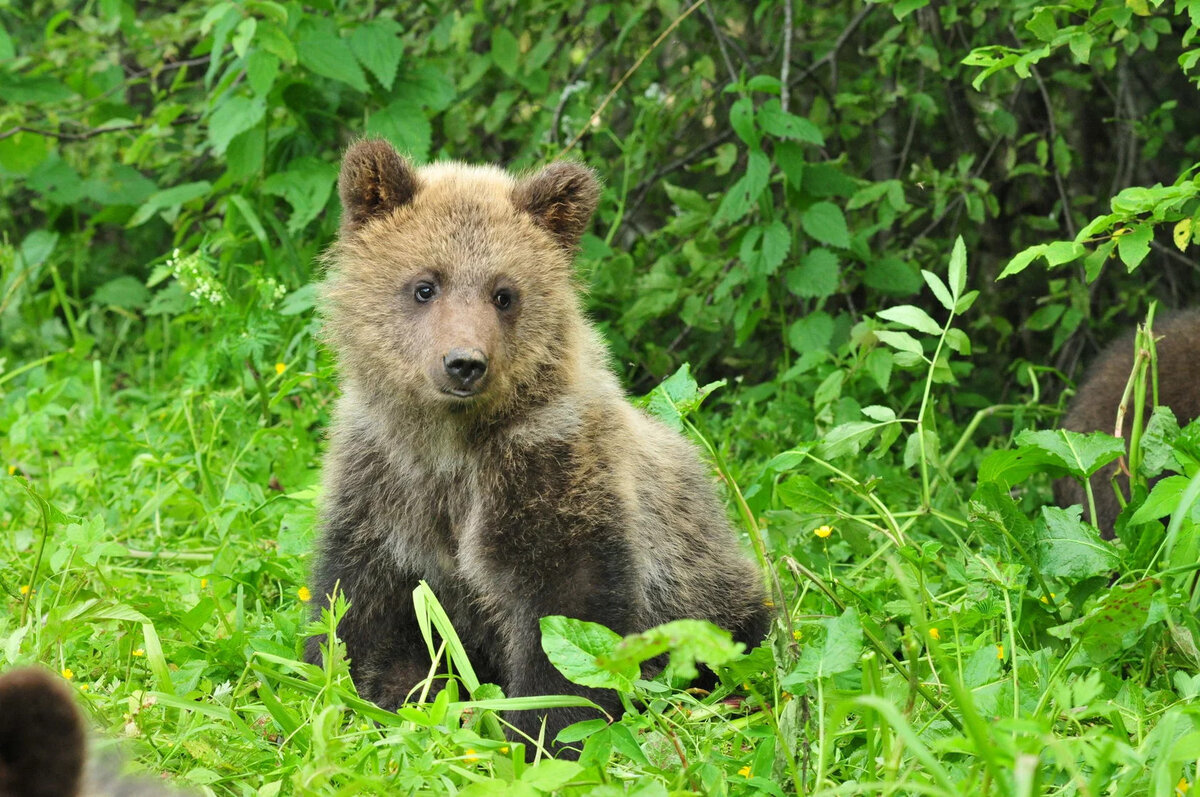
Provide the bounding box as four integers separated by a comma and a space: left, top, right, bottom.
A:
305, 139, 769, 755
0, 667, 181, 796
1055, 309, 1200, 535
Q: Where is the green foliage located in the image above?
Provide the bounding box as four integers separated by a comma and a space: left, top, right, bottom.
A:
3, 0, 1200, 794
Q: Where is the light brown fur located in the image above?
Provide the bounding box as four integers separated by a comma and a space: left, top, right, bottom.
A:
306, 139, 769, 757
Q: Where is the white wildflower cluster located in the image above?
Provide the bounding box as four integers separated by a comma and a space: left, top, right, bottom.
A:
259, 275, 287, 305
643, 82, 666, 104
166, 247, 225, 306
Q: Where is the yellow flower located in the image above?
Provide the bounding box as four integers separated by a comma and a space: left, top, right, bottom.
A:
929, 628, 940, 640
738, 765, 751, 777
792, 629, 802, 641
19, 585, 30, 595
298, 586, 312, 602
6, 465, 14, 475
464, 748, 478, 764
1040, 592, 1057, 604
61, 667, 74, 680
815, 525, 833, 538
499, 746, 509, 754
1177, 776, 1191, 795
79, 684, 89, 692
200, 578, 208, 589
132, 648, 144, 657
996, 644, 1004, 660
275, 362, 287, 375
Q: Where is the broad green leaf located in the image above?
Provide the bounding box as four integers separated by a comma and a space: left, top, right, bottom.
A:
878, 305, 942, 336
491, 27, 519, 77
787, 311, 833, 353
758, 99, 824, 145
1014, 429, 1125, 478
1175, 218, 1193, 251
1036, 506, 1121, 579
127, 181, 212, 227
817, 421, 878, 458
730, 96, 759, 148
783, 608, 863, 686
208, 95, 266, 155
1073, 579, 1158, 661
999, 243, 1049, 279
520, 760, 584, 790
969, 481, 1037, 552
1117, 224, 1153, 270
367, 99, 432, 163
246, 50, 280, 96
1128, 475, 1190, 524
351, 18, 403, 90
299, 31, 368, 92
874, 330, 924, 356
714, 151, 770, 224
540, 616, 634, 691
261, 157, 338, 234
801, 202, 850, 248
785, 248, 839, 298
602, 619, 742, 682
777, 475, 839, 514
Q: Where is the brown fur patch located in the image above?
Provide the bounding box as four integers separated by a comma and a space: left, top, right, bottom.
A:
338, 139, 420, 233
0, 668, 85, 797
308, 139, 769, 759
1056, 309, 1200, 536
512, 162, 600, 251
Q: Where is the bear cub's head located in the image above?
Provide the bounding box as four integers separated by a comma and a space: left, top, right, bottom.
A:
323, 139, 600, 418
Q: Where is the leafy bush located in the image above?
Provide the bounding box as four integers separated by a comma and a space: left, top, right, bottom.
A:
3, 0, 1200, 793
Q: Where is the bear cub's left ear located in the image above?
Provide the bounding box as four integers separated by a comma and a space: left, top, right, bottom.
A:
513, 162, 600, 251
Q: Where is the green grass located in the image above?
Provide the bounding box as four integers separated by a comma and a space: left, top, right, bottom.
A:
3, 240, 1199, 796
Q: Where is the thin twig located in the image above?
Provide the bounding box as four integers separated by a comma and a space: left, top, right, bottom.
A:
559, 0, 708, 157
0, 114, 199, 142
780, 0, 794, 113
702, 0, 739, 88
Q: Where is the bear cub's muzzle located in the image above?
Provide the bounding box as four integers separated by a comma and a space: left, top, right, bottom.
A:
442, 347, 489, 396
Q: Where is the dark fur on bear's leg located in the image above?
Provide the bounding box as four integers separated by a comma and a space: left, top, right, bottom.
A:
1057, 309, 1200, 537
307, 138, 771, 758
0, 668, 86, 797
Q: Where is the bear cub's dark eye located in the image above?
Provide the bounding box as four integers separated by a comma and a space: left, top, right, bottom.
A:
493, 289, 514, 311
414, 283, 436, 303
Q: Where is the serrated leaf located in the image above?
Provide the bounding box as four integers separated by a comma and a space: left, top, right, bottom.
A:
366, 99, 432, 163
801, 202, 850, 248
299, 31, 367, 92
785, 248, 838, 298
1036, 506, 1121, 580
351, 19, 404, 90
758, 99, 824, 145
1014, 428, 1125, 478
602, 619, 742, 683
783, 608, 863, 686
878, 305, 942, 336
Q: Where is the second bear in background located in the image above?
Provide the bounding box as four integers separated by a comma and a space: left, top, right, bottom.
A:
1055, 309, 1200, 535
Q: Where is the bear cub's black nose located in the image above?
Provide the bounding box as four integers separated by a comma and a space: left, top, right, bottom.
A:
444, 348, 488, 389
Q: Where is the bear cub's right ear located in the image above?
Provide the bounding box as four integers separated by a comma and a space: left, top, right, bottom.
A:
338, 139, 420, 231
